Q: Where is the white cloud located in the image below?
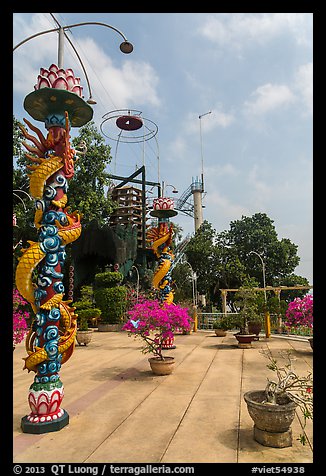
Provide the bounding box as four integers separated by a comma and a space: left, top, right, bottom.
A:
198, 13, 312, 49
244, 83, 295, 117
205, 163, 238, 178
204, 189, 250, 226
79, 38, 161, 110
293, 62, 313, 116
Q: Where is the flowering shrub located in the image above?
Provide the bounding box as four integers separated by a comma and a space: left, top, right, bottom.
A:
285, 295, 313, 332
13, 288, 29, 346
261, 348, 313, 445
122, 299, 193, 360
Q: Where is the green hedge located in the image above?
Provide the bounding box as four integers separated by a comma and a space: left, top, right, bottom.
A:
94, 286, 127, 324
73, 300, 93, 311
76, 308, 102, 320
94, 271, 123, 289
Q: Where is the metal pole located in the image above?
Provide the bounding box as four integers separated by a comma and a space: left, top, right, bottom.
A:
58, 27, 65, 68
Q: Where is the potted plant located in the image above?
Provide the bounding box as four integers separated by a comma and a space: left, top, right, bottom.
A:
244, 348, 313, 448
75, 314, 94, 346
212, 314, 234, 337
284, 294, 313, 349
122, 298, 193, 375
233, 286, 259, 348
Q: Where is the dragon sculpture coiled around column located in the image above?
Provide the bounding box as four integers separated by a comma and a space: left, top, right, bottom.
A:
15, 63, 93, 433
148, 197, 178, 304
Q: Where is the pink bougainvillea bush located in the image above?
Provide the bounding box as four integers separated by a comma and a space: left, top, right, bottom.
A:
13, 288, 29, 346
122, 299, 193, 360
284, 294, 313, 335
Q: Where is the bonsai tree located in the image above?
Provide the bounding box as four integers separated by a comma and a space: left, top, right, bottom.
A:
73, 285, 102, 328
234, 286, 260, 335
94, 271, 127, 325
261, 348, 313, 445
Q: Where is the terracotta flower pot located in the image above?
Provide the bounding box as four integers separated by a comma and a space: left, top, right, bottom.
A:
248, 321, 262, 340
244, 390, 297, 448
234, 333, 256, 348
148, 356, 175, 375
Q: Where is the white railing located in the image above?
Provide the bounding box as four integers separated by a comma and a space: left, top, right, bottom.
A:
197, 312, 239, 330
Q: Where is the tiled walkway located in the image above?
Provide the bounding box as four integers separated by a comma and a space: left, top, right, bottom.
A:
13, 330, 313, 464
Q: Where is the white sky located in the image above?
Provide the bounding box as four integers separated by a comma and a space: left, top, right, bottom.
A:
13, 12, 313, 284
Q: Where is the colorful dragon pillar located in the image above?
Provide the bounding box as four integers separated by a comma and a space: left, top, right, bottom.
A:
147, 197, 178, 305
15, 63, 93, 433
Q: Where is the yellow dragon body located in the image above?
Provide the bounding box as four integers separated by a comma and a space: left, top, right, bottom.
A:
15, 116, 81, 376
147, 222, 175, 303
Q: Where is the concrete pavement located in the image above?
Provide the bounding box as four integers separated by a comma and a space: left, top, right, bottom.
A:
13, 330, 313, 464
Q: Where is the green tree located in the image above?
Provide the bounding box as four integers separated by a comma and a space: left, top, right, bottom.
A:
227, 213, 300, 284
70, 121, 116, 226
184, 214, 308, 311
13, 116, 36, 254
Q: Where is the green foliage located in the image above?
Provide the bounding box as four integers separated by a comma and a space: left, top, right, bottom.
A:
94, 286, 128, 324
77, 308, 102, 320
171, 263, 193, 303
185, 213, 307, 312
73, 300, 93, 311
94, 271, 124, 289
234, 286, 260, 334
213, 314, 235, 330
69, 121, 115, 226
78, 316, 90, 331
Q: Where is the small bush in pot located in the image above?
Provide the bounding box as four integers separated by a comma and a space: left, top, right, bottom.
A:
234, 286, 260, 335
244, 348, 313, 447
73, 285, 102, 328
75, 315, 94, 346
213, 314, 234, 336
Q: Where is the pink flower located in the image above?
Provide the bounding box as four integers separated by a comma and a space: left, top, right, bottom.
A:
13, 288, 29, 345
122, 299, 193, 359
284, 295, 313, 331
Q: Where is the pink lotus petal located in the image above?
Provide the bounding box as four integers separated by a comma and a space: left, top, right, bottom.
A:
57, 68, 66, 78
52, 77, 68, 90
47, 71, 57, 86
65, 68, 75, 77
66, 75, 76, 90
72, 85, 82, 96
38, 76, 51, 89
75, 77, 81, 85
40, 68, 49, 77
49, 64, 59, 73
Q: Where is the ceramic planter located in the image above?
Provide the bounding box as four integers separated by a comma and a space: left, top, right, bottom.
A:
308, 337, 313, 349
214, 329, 227, 337
76, 330, 93, 346
234, 333, 256, 348
148, 356, 175, 375
248, 321, 262, 340
244, 390, 297, 448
